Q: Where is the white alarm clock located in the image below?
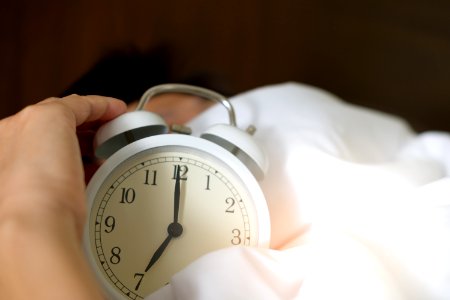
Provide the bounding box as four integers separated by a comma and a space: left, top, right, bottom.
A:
83, 84, 271, 299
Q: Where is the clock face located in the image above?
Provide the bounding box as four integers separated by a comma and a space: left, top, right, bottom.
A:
86, 144, 265, 299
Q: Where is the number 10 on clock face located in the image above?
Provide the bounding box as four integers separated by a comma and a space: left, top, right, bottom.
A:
86, 146, 265, 299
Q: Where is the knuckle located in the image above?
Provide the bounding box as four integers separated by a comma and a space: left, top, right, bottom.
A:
19, 101, 75, 126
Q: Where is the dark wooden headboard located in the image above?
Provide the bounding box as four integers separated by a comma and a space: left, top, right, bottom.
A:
1, 0, 449, 131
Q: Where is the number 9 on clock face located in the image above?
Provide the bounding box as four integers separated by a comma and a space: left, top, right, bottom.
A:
84, 136, 270, 300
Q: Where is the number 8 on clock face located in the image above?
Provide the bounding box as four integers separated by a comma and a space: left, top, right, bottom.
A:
84, 134, 271, 299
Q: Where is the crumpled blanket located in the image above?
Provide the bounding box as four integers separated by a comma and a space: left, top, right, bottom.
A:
145, 82, 450, 299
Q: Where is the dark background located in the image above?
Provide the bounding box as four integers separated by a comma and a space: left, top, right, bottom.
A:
1, 0, 449, 132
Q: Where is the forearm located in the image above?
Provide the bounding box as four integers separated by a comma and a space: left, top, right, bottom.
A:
0, 208, 104, 299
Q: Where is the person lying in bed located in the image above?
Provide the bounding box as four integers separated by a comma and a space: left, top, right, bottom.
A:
1, 83, 449, 299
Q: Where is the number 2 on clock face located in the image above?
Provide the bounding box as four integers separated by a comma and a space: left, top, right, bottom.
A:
89, 148, 258, 299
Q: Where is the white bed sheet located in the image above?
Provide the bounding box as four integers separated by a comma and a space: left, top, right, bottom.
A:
145, 82, 450, 299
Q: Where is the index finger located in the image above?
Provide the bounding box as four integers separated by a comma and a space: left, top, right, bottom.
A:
39, 95, 127, 127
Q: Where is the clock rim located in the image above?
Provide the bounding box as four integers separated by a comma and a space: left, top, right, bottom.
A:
83, 133, 271, 300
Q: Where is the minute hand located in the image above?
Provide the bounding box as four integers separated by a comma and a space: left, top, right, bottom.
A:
173, 165, 181, 223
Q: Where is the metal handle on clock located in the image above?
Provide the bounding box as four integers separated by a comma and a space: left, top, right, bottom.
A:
136, 83, 237, 127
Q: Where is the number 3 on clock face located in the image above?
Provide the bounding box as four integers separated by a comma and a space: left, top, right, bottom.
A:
84, 135, 270, 299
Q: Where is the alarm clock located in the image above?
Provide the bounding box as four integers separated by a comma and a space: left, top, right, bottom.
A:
83, 84, 271, 299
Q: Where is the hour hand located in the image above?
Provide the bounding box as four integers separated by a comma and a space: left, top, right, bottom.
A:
145, 234, 172, 272
144, 223, 183, 272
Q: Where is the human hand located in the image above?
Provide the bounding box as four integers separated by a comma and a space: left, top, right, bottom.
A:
0, 95, 127, 299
